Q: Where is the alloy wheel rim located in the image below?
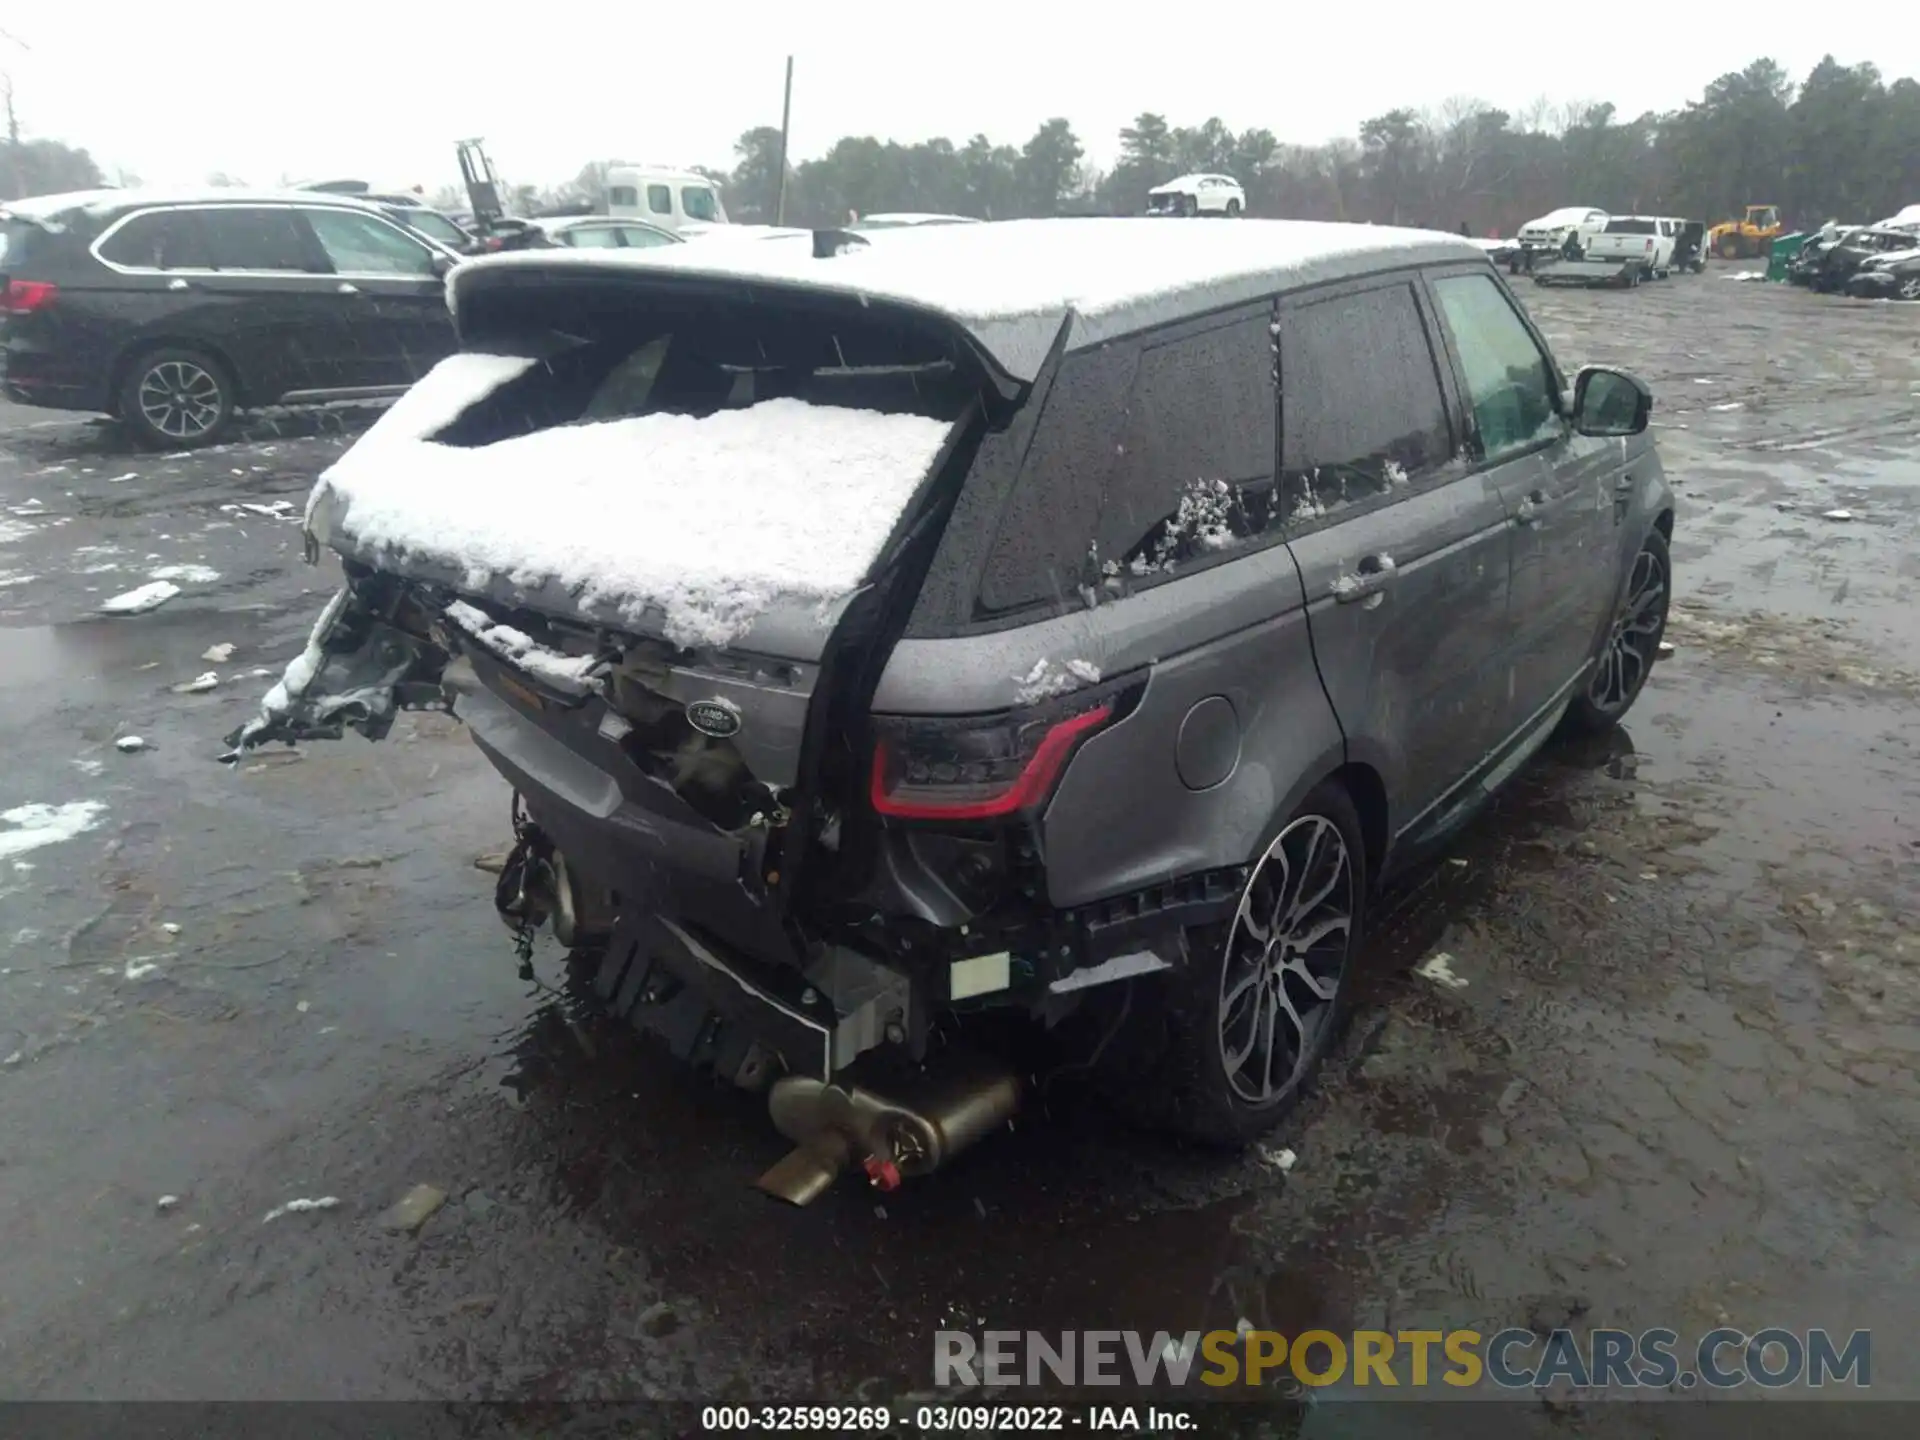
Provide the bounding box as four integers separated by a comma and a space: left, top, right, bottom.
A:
1216, 815, 1354, 1104
1589, 545, 1667, 712
1899, 277, 1920, 301
137, 360, 223, 440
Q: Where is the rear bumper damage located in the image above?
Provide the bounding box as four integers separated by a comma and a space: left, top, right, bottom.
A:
224, 572, 1239, 1197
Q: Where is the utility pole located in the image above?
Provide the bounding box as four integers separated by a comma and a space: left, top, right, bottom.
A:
775, 56, 793, 227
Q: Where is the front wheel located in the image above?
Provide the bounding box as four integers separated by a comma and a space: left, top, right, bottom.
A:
1225, 199, 1242, 218
1119, 781, 1367, 1146
117, 346, 236, 450
1563, 529, 1671, 736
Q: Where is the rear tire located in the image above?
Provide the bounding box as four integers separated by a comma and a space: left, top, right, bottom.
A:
1117, 780, 1367, 1147
117, 346, 236, 450
1562, 529, 1670, 736
1181, 194, 1198, 218
1226, 199, 1242, 218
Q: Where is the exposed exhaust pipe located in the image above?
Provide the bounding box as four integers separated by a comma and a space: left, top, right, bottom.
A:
755, 1055, 1021, 1205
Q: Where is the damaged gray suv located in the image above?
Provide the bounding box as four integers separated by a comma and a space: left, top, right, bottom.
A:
228, 218, 1674, 1195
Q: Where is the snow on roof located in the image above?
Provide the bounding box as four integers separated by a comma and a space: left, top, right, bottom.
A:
1530, 206, 1606, 226
3, 187, 394, 223
451, 217, 1482, 381
1147, 174, 1239, 194
307, 358, 954, 649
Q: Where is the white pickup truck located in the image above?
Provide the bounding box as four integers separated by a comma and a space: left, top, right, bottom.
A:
1585, 216, 1678, 278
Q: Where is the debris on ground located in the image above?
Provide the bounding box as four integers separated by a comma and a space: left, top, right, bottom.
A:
1658, 641, 1676, 658
262, 1196, 341, 1223
115, 736, 148, 753
100, 581, 181, 615
148, 564, 221, 584
161, 922, 181, 936
378, 1183, 448, 1234
201, 643, 236, 663
637, 1301, 681, 1338
172, 672, 220, 694
1256, 1145, 1298, 1173
1414, 952, 1470, 991
1822, 509, 1855, 522
156, 1195, 180, 1211
123, 959, 161, 981
472, 851, 509, 874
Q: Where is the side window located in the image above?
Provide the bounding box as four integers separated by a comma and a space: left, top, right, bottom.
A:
976, 343, 1136, 616
1091, 313, 1277, 581
1278, 283, 1453, 531
617, 226, 677, 249
681, 187, 718, 222
202, 207, 317, 272
647, 185, 673, 216
608, 185, 639, 207
1430, 273, 1562, 466
305, 209, 437, 276
97, 210, 212, 270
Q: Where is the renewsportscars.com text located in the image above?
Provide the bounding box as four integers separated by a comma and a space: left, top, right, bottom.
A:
935, 1327, 1871, 1391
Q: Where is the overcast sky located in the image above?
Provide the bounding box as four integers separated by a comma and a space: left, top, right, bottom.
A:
6, 5, 1915, 194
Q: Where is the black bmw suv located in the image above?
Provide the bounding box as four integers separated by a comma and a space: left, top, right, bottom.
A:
0, 188, 460, 448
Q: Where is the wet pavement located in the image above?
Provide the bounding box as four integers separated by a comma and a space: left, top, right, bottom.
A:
0, 276, 1916, 1416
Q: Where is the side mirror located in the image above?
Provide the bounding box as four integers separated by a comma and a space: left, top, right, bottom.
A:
1571, 365, 1653, 437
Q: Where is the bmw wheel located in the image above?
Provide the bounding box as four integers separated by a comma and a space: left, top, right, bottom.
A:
1121, 780, 1367, 1146
1564, 529, 1670, 735
118, 347, 236, 450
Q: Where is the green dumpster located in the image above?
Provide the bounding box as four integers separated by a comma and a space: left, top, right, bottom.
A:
1767, 232, 1808, 281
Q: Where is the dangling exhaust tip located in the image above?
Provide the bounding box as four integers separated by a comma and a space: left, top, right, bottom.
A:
753, 1057, 1021, 1206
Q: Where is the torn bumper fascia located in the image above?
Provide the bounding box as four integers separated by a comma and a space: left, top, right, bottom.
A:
219, 583, 453, 761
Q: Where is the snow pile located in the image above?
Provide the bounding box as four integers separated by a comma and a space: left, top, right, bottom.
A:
311, 370, 953, 649
0, 801, 107, 861
443, 600, 604, 695
100, 581, 180, 615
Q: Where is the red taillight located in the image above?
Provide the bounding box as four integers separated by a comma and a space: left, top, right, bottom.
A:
2, 280, 57, 314
870, 698, 1120, 821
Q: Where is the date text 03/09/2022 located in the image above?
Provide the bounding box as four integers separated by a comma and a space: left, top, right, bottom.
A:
699, 1404, 1196, 1432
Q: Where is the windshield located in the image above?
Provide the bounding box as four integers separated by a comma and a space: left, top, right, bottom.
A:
1604, 219, 1656, 235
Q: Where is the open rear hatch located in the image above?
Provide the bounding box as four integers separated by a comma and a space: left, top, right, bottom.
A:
225, 260, 1026, 970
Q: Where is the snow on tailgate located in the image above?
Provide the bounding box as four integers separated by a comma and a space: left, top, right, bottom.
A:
310, 381, 952, 649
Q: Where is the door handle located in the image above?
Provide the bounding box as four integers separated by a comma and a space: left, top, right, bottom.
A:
1334, 554, 1397, 605
337, 282, 361, 295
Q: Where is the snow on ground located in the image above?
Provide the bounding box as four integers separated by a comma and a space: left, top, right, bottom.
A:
0, 801, 107, 861
313, 392, 952, 649
100, 581, 180, 615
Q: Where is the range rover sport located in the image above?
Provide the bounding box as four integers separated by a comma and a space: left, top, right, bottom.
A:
225, 218, 1674, 1185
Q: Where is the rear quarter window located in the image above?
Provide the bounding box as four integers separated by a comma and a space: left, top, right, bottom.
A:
96, 210, 214, 270
976, 308, 1277, 613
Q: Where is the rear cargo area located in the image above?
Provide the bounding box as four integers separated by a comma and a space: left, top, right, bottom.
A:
306, 279, 978, 652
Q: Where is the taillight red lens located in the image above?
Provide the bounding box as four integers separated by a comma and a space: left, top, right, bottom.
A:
870, 695, 1121, 821
3, 280, 57, 313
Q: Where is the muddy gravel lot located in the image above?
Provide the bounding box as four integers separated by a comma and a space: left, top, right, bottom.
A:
0, 274, 1915, 1429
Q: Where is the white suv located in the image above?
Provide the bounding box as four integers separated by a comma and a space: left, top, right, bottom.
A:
1147, 174, 1246, 218
1518, 206, 1609, 259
